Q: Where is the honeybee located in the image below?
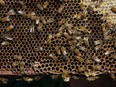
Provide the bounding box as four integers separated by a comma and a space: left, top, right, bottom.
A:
94, 40, 103, 46
1, 41, 9, 46
33, 61, 41, 68
23, 77, 33, 83
46, 34, 53, 44
46, 18, 55, 24
41, 16, 46, 24
104, 48, 114, 55
70, 46, 76, 52
68, 40, 77, 45
87, 76, 99, 81
80, 26, 91, 33
6, 25, 14, 31
49, 53, 57, 60
55, 32, 62, 37
92, 65, 101, 71
26, 12, 35, 18
83, 37, 89, 46
62, 70, 70, 82
93, 57, 101, 63
110, 74, 116, 80
111, 54, 116, 58
19, 1, 26, 9
84, 71, 97, 77
85, 59, 93, 64
3, 35, 13, 41
43, 1, 49, 8
95, 45, 102, 51
6, 9, 15, 16
31, 15, 39, 21
34, 47, 43, 51
61, 47, 67, 55
58, 4, 65, 13
63, 32, 71, 40
79, 3, 86, 10
37, 23, 43, 31
13, 55, 22, 60
71, 75, 79, 80
58, 18, 67, 25
37, 3, 43, 11
73, 12, 86, 20
19, 62, 25, 71
74, 48, 81, 56
18, 10, 27, 17
36, 17, 40, 24
55, 46, 61, 55
65, 23, 73, 28
111, 6, 116, 14
87, 5, 94, 14
12, 62, 19, 67
101, 23, 107, 32
67, 28, 73, 35
0, 0, 5, 6
0, 78, 8, 84
1, 17, 10, 22
78, 67, 85, 72
30, 25, 35, 33
72, 35, 81, 40
75, 56, 83, 62
59, 25, 66, 32
79, 46, 87, 52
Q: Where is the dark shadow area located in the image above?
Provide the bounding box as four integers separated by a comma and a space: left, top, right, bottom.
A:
70, 74, 116, 87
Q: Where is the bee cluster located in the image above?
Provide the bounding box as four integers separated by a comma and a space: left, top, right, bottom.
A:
0, 0, 116, 81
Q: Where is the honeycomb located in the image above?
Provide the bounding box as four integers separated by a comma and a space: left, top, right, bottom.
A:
0, 0, 116, 79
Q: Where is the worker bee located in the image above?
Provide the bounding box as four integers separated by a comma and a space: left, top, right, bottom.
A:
71, 75, 79, 80
3, 35, 13, 41
92, 65, 101, 71
46, 34, 53, 44
6, 25, 14, 31
37, 23, 43, 31
111, 6, 116, 14
31, 15, 39, 21
55, 46, 61, 55
110, 74, 116, 80
59, 25, 66, 32
34, 47, 43, 52
63, 32, 71, 40
62, 70, 70, 82
37, 3, 43, 11
79, 46, 87, 52
75, 56, 83, 62
95, 45, 102, 51
46, 18, 55, 24
12, 62, 19, 67
78, 67, 85, 72
104, 48, 114, 55
73, 12, 86, 20
84, 71, 97, 77
41, 16, 46, 24
83, 37, 89, 46
49, 53, 57, 60
23, 77, 33, 83
58, 4, 65, 13
19, 62, 25, 71
36, 17, 40, 24
6, 9, 15, 16
74, 48, 81, 56
67, 28, 73, 35
43, 1, 49, 8
86, 76, 99, 81
68, 40, 77, 46
72, 35, 81, 40
54, 32, 62, 37
111, 54, 116, 58
70, 46, 76, 52
93, 57, 101, 63
0, 0, 5, 6
101, 23, 107, 32
26, 12, 35, 18
0, 78, 8, 84
65, 23, 73, 28
13, 55, 22, 60
79, 3, 86, 10
18, 10, 27, 17
61, 47, 67, 55
58, 18, 67, 25
30, 25, 35, 33
1, 17, 10, 22
85, 59, 93, 64
19, 1, 26, 9
94, 40, 103, 46
80, 26, 91, 33
33, 61, 41, 68
87, 5, 94, 14
1, 41, 9, 46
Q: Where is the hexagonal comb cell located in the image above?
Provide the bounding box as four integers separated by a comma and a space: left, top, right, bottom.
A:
0, 0, 116, 81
